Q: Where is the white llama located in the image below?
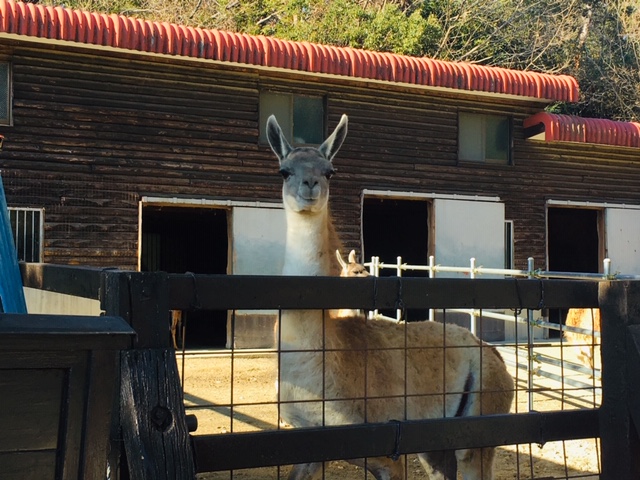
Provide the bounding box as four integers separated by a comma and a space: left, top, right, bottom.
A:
267, 114, 514, 480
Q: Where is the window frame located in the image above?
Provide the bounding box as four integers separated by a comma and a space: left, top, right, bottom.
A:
458, 112, 512, 165
259, 91, 326, 146
8, 207, 44, 262
504, 220, 514, 269
0, 60, 12, 126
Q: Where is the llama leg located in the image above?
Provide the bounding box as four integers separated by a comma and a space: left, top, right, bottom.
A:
417, 451, 457, 479
287, 462, 322, 480
456, 447, 495, 480
349, 456, 404, 480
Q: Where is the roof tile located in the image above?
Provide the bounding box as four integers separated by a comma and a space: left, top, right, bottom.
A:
0, 0, 579, 102
524, 112, 640, 148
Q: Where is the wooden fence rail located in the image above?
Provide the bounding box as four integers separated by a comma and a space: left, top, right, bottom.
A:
18, 263, 640, 479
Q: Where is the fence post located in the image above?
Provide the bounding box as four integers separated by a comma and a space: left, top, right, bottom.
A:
598, 280, 640, 479
101, 270, 196, 480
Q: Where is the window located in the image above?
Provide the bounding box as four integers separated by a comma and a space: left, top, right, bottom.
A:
0, 62, 11, 125
9, 207, 43, 262
459, 113, 511, 164
259, 92, 324, 145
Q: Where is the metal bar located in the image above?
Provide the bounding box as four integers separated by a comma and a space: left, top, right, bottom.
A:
366, 255, 625, 281
469, 257, 476, 334
527, 257, 536, 411
192, 410, 599, 472
428, 255, 435, 321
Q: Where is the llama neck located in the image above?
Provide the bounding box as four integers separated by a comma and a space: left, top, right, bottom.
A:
282, 208, 342, 276
280, 207, 342, 349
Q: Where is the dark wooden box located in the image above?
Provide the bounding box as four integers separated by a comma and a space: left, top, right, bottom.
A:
0, 314, 135, 480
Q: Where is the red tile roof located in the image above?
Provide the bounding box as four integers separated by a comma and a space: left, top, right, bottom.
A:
0, 0, 579, 102
524, 112, 640, 148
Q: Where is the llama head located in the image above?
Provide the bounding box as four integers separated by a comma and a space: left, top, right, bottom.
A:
266, 114, 348, 214
336, 249, 370, 277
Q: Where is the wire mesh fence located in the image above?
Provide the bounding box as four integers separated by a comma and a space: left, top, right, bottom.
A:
178, 305, 602, 479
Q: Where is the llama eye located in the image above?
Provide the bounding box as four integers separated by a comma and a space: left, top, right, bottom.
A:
279, 169, 292, 180
325, 169, 336, 180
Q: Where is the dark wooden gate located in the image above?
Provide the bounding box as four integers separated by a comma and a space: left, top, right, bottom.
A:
19, 263, 640, 479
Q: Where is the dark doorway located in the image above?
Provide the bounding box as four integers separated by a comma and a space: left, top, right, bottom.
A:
362, 198, 429, 321
141, 206, 229, 349
547, 207, 600, 336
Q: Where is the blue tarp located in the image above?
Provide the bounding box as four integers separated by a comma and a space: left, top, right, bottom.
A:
0, 173, 27, 313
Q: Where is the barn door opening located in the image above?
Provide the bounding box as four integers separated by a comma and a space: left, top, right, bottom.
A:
141, 205, 229, 349
362, 197, 429, 321
547, 206, 601, 336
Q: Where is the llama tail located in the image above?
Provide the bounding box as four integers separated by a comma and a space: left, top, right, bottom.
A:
454, 371, 475, 418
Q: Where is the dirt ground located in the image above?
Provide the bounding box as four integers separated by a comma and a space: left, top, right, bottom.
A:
178, 343, 601, 480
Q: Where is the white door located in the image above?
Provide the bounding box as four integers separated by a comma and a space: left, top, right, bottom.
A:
605, 207, 640, 275
232, 206, 286, 275
433, 199, 505, 278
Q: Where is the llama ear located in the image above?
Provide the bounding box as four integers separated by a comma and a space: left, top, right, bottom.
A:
266, 115, 293, 164
348, 250, 357, 264
319, 114, 348, 162
336, 249, 347, 270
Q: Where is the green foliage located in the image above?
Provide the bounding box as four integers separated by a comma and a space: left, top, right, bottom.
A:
265, 0, 369, 47
253, 0, 433, 56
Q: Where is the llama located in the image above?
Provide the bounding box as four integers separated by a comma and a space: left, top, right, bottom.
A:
564, 308, 601, 370
336, 249, 370, 278
267, 114, 514, 480
335, 249, 369, 319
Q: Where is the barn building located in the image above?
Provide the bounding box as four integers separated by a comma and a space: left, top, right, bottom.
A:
1, 0, 639, 347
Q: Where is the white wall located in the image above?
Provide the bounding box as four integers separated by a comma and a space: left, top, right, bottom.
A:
24, 287, 101, 315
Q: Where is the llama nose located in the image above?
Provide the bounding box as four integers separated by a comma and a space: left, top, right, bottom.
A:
303, 179, 318, 189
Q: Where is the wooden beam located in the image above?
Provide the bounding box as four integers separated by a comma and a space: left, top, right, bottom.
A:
20, 262, 105, 300
167, 275, 599, 311
626, 324, 640, 459
120, 349, 196, 480
192, 410, 599, 472
599, 281, 640, 479
101, 271, 195, 480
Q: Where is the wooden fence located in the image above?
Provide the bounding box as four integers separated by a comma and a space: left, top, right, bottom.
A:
18, 263, 640, 479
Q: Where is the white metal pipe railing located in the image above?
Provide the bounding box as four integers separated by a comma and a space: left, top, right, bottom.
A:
364, 254, 610, 410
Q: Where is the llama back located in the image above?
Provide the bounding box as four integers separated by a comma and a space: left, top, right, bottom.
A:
319, 317, 514, 423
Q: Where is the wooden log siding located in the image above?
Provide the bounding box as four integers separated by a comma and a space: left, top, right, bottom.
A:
1, 42, 640, 269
